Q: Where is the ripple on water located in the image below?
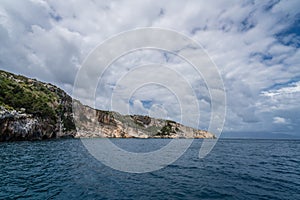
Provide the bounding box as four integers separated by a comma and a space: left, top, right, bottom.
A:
0, 139, 300, 199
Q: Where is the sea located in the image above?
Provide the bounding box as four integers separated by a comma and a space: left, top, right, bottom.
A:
0, 138, 299, 200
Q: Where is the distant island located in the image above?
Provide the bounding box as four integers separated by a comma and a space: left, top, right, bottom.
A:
0, 70, 216, 142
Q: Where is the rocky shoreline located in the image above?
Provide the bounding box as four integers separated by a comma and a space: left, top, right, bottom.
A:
0, 106, 75, 141
0, 70, 216, 142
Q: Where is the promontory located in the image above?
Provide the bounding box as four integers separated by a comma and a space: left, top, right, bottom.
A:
0, 70, 216, 142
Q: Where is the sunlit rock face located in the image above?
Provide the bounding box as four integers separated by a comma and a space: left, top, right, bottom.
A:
0, 70, 216, 141
73, 102, 216, 139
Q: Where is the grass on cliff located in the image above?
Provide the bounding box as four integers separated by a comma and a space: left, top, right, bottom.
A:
0, 71, 57, 120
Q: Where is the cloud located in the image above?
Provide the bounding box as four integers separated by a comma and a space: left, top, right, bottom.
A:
273, 116, 289, 124
0, 0, 300, 135
261, 81, 300, 97
259, 81, 300, 111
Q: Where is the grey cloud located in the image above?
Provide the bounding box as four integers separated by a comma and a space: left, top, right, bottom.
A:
0, 0, 299, 134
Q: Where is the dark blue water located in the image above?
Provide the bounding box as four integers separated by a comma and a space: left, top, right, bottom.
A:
0, 139, 299, 200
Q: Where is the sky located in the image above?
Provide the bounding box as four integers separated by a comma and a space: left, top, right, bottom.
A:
0, 0, 299, 137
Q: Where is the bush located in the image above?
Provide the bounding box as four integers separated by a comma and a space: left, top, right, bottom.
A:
0, 74, 57, 120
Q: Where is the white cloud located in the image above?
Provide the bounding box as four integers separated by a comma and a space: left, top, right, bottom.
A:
261, 81, 300, 97
258, 81, 300, 113
273, 116, 288, 124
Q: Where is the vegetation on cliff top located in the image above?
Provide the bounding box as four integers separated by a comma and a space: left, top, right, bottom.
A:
0, 70, 75, 131
0, 70, 56, 119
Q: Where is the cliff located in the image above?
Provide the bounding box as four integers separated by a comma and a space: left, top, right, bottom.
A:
0, 70, 75, 141
0, 70, 216, 141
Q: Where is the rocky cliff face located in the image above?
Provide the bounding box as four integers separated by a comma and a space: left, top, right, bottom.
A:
0, 70, 75, 141
0, 107, 57, 141
0, 70, 216, 141
73, 102, 216, 139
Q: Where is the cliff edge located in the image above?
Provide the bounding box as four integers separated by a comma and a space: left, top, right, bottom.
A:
0, 70, 216, 141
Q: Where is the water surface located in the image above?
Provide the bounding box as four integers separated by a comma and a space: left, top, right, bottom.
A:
0, 138, 299, 199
